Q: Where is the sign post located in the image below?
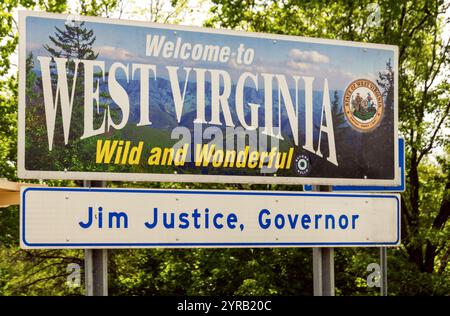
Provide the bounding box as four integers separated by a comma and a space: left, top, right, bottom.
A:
313, 248, 335, 296
311, 185, 334, 296
84, 248, 108, 296
83, 180, 108, 296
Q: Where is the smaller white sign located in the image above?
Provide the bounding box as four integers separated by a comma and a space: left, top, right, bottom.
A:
20, 187, 400, 248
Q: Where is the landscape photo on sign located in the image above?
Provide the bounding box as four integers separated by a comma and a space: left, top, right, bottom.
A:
19, 11, 398, 184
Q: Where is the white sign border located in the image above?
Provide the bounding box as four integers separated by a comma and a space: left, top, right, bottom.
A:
20, 187, 401, 248
18, 10, 399, 186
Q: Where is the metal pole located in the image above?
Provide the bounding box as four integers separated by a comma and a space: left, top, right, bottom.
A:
321, 247, 335, 296
380, 247, 388, 296
311, 185, 335, 296
312, 248, 323, 295
83, 180, 108, 296
313, 246, 335, 296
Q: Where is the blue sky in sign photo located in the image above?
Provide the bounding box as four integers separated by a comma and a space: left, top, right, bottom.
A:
25, 15, 394, 92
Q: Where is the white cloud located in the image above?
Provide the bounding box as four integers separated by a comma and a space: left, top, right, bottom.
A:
288, 49, 330, 64
225, 54, 356, 91
227, 57, 255, 72
95, 45, 147, 63
286, 59, 321, 72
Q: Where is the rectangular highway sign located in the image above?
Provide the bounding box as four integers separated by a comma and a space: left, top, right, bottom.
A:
19, 11, 399, 186
21, 187, 400, 248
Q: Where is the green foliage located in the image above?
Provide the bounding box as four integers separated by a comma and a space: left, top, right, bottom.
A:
109, 248, 313, 296
44, 22, 98, 60
0, 205, 19, 247
0, 248, 84, 296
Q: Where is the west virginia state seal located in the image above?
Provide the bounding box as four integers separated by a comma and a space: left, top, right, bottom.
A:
343, 79, 383, 132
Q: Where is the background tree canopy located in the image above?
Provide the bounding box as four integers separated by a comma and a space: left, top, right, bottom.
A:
0, 0, 449, 296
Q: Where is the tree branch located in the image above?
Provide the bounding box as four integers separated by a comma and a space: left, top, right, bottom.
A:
399, 5, 432, 60
426, 37, 450, 91
19, 272, 71, 290
418, 100, 450, 162
21, 261, 73, 280
438, 244, 450, 275
431, 174, 450, 230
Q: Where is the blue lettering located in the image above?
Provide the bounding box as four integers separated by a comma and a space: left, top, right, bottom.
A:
163, 212, 175, 229
108, 212, 128, 228
192, 209, 201, 228
258, 209, 271, 229
301, 214, 311, 229
287, 214, 299, 228
179, 212, 189, 229
352, 214, 359, 229
213, 213, 224, 229
205, 208, 209, 229
79, 206, 93, 229
78, 206, 92, 229
144, 208, 158, 229
325, 214, 335, 229
314, 214, 322, 229
274, 214, 285, 229
339, 215, 349, 229
227, 213, 237, 229
98, 207, 103, 228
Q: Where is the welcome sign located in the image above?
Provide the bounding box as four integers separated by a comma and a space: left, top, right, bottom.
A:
18, 11, 399, 185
